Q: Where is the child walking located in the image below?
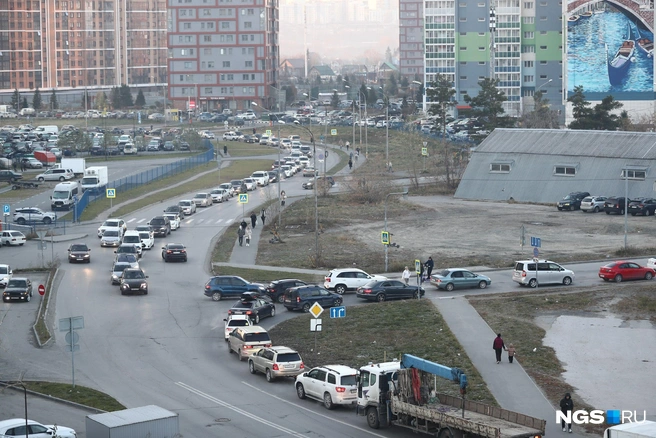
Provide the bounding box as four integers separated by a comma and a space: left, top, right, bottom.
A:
507, 344, 516, 363
245, 226, 252, 247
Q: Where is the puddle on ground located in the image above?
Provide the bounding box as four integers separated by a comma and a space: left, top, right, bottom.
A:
542, 314, 656, 415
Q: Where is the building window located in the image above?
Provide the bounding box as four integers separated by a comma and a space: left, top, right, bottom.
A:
241, 35, 248, 41
524, 61, 534, 68
204, 35, 211, 42
554, 165, 577, 176
524, 31, 534, 39
523, 45, 535, 53
208, 61, 215, 68
205, 87, 212, 94
184, 62, 191, 69
222, 21, 229, 28
183, 23, 190, 29
243, 74, 249, 80
244, 21, 252, 28
459, 75, 467, 80
245, 60, 252, 67
524, 1, 533, 7
621, 169, 647, 180
460, 47, 467, 51
540, 45, 547, 50
523, 16, 534, 23
523, 75, 534, 82
490, 163, 511, 173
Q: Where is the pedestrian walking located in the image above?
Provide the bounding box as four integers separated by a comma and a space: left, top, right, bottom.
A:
250, 212, 257, 229
223, 145, 228, 155
560, 393, 574, 433
402, 266, 411, 285
348, 159, 353, 170
419, 263, 425, 283
260, 209, 266, 226
424, 256, 434, 279
507, 344, 516, 363
493, 334, 506, 364
245, 225, 252, 246
237, 226, 245, 246
356, 147, 360, 156
240, 219, 248, 230
346, 141, 350, 151
387, 161, 393, 172
281, 190, 286, 207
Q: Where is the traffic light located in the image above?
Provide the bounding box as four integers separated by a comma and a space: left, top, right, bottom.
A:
381, 231, 390, 245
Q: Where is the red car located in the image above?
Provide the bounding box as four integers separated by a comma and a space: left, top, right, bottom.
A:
598, 261, 655, 283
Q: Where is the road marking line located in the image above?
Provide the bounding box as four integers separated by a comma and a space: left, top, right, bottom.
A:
127, 218, 136, 223
240, 381, 386, 437
226, 219, 233, 224
136, 218, 146, 223
196, 219, 204, 224
175, 382, 306, 437
185, 219, 194, 224
215, 219, 223, 223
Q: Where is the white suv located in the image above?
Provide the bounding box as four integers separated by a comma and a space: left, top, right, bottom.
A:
324, 268, 387, 294
13, 207, 57, 225
250, 171, 269, 186
295, 365, 358, 409
512, 260, 575, 288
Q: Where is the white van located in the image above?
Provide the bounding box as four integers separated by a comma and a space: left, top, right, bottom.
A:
511, 259, 575, 288
51, 181, 81, 211
34, 125, 59, 136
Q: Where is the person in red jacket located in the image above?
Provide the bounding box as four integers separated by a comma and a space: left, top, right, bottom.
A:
493, 333, 506, 364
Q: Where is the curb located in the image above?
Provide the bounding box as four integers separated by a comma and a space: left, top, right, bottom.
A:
0, 382, 106, 414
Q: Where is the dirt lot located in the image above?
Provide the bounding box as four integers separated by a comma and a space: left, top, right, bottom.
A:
257, 191, 656, 271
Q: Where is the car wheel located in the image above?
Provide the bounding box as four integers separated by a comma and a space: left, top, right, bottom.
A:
323, 392, 334, 410
212, 291, 222, 301
528, 278, 538, 288
335, 284, 347, 295
16, 218, 26, 225
366, 406, 380, 429
296, 383, 306, 399
614, 275, 623, 283
631, 213, 636, 216
59, 176, 65, 181
37, 177, 44, 182
266, 369, 274, 382
376, 294, 386, 302
254, 314, 260, 324
445, 283, 455, 292
562, 277, 572, 286
645, 272, 653, 280
413, 291, 419, 299
277, 295, 284, 304
570, 205, 575, 211
334, 298, 343, 306
271, 306, 276, 317
249, 361, 256, 374
606, 211, 610, 215
593, 206, 599, 213
478, 281, 488, 289
302, 303, 311, 312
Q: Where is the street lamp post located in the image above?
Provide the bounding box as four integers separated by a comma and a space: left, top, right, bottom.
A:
253, 101, 283, 229
344, 85, 356, 148
384, 189, 409, 272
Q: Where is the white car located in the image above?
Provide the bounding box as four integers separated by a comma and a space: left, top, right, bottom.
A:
295, 365, 359, 409
0, 264, 13, 288
298, 156, 310, 168
210, 188, 230, 203
121, 231, 144, 256
250, 171, 269, 187
97, 218, 127, 237
512, 259, 575, 288
242, 178, 256, 191
0, 418, 77, 438
138, 230, 155, 250
193, 193, 213, 207
100, 228, 123, 247
224, 314, 251, 341
163, 213, 181, 230
178, 200, 197, 215
280, 138, 291, 149
222, 131, 239, 141
218, 183, 235, 197
0, 230, 26, 246
280, 165, 293, 178
36, 168, 74, 182
291, 140, 302, 150
324, 268, 388, 294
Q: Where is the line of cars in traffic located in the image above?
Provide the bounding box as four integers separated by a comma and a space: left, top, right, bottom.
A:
557, 192, 656, 216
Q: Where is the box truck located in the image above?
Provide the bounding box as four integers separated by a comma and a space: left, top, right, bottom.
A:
60, 157, 86, 176
80, 166, 108, 193
86, 405, 179, 438
605, 421, 656, 438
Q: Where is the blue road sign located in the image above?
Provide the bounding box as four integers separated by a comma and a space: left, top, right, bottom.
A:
530, 237, 541, 248
238, 194, 248, 204
533, 247, 539, 257
3, 204, 9, 215
330, 306, 346, 318
106, 188, 116, 198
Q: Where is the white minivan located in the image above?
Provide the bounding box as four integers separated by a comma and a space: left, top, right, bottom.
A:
51, 181, 81, 210
512, 260, 575, 288
250, 171, 269, 186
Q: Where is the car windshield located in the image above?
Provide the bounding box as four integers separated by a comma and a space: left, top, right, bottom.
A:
340, 374, 357, 385
0, 267, 8, 274
70, 244, 88, 251
104, 221, 119, 227
168, 244, 184, 250
234, 302, 254, 309
231, 180, 242, 185
123, 270, 145, 279
7, 279, 26, 287
113, 264, 130, 273
117, 246, 136, 253
139, 232, 150, 240
52, 190, 69, 199
244, 333, 271, 342
150, 219, 164, 225
164, 215, 176, 220
123, 236, 140, 243
116, 254, 137, 263
103, 231, 119, 237
179, 201, 191, 207
194, 194, 206, 198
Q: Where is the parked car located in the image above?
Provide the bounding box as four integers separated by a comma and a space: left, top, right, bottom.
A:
35, 168, 74, 182
2, 278, 33, 302
120, 268, 149, 295
67, 243, 91, 263
556, 192, 590, 211
429, 268, 492, 291
178, 200, 197, 215
512, 259, 574, 288
0, 418, 77, 438
324, 268, 387, 294
580, 196, 607, 213
161, 243, 187, 262
0, 264, 12, 288
265, 279, 308, 303
628, 198, 656, 216
598, 261, 655, 282
223, 314, 251, 341
204, 275, 266, 301
227, 326, 272, 361
283, 285, 343, 312
193, 192, 213, 207
294, 365, 358, 409
248, 346, 305, 382
13, 207, 57, 225
0, 230, 26, 246
356, 280, 425, 302
604, 197, 630, 215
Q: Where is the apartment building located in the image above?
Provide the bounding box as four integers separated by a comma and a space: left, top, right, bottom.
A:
167, 0, 279, 112
399, 0, 424, 78
0, 0, 167, 93
422, 0, 563, 117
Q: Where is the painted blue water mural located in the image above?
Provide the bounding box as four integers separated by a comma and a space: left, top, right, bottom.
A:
567, 7, 654, 93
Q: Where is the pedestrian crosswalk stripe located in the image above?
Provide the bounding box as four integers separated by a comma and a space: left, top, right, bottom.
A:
186, 219, 194, 224
128, 218, 137, 223
137, 218, 146, 223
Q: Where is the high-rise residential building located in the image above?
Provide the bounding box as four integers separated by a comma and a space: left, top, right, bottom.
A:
399, 0, 424, 78
0, 0, 167, 94
422, 0, 563, 118
167, 0, 279, 112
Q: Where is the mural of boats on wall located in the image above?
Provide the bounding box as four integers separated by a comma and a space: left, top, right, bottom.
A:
635, 26, 654, 58
607, 23, 636, 86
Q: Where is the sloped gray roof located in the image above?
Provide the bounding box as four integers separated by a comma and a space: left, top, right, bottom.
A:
455, 129, 656, 203
87, 405, 178, 427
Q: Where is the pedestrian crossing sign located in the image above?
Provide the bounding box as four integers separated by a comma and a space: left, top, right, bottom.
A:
331, 129, 337, 135
381, 231, 390, 245
238, 194, 248, 204
266, 129, 272, 136
106, 188, 116, 198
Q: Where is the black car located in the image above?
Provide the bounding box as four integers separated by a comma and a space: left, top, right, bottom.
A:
283, 285, 343, 312
356, 280, 425, 302
266, 279, 308, 303
228, 293, 276, 324
164, 205, 185, 218
604, 197, 630, 215
242, 135, 257, 143
0, 170, 22, 183
2, 278, 33, 302
120, 268, 149, 295
267, 171, 279, 183
163, 141, 175, 151
556, 192, 590, 211
178, 142, 191, 151
628, 198, 656, 216
114, 243, 142, 259
149, 216, 171, 237
161, 243, 188, 262
302, 176, 335, 190
67, 243, 91, 263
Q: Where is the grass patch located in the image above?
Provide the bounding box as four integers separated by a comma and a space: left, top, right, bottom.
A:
80, 159, 272, 221
269, 299, 496, 404
209, 265, 323, 283
0, 185, 51, 199
219, 143, 277, 157
85, 152, 197, 163
21, 381, 125, 412
212, 222, 241, 263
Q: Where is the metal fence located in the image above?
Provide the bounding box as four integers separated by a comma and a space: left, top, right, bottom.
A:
73, 146, 215, 221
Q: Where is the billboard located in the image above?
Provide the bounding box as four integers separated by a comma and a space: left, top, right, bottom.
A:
566, 0, 655, 101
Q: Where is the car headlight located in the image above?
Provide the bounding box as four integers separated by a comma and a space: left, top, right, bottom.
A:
140, 283, 148, 290
120, 283, 128, 290
112, 275, 119, 281
83, 254, 90, 258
